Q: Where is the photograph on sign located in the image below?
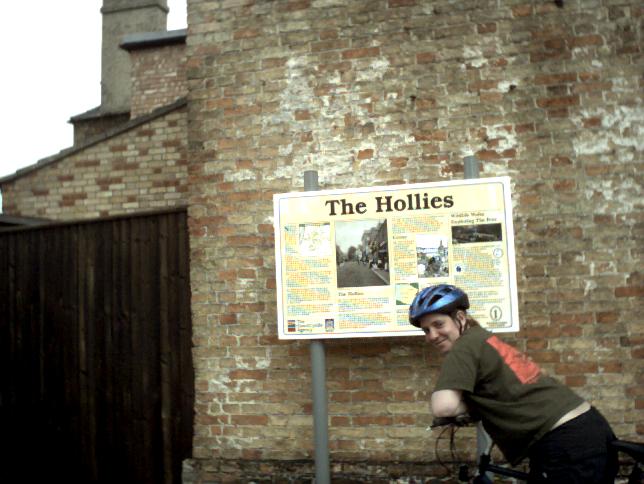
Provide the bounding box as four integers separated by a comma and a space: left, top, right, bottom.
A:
273, 177, 518, 339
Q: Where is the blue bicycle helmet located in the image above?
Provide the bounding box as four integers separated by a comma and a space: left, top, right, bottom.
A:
409, 284, 469, 327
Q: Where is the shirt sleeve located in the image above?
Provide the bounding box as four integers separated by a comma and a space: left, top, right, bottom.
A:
433, 332, 480, 393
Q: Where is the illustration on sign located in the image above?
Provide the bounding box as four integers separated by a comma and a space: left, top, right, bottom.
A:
273, 177, 519, 339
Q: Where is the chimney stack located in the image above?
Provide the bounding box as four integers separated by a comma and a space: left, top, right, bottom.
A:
101, 0, 168, 114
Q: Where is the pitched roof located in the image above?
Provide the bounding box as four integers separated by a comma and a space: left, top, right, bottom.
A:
0, 98, 187, 185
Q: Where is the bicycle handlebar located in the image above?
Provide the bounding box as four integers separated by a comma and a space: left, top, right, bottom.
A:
430, 413, 478, 429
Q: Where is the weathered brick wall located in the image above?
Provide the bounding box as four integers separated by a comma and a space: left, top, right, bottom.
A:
72, 112, 131, 147
185, 0, 642, 481
130, 43, 188, 118
1, 105, 188, 220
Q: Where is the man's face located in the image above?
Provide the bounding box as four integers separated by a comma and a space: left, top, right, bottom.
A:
419, 312, 463, 354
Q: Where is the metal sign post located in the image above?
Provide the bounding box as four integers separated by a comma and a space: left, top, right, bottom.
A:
463, 156, 494, 471
304, 170, 331, 484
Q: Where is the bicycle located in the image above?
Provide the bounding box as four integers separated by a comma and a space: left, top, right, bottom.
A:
431, 414, 644, 483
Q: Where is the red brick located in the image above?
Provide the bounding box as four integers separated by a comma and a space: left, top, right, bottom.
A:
333, 440, 359, 450
555, 362, 598, 375
330, 392, 351, 403
114, 160, 140, 171
231, 415, 269, 426
569, 35, 604, 48
233, 28, 261, 40
331, 416, 351, 426
480, 92, 503, 103
312, 39, 350, 53
596, 312, 619, 324
600, 361, 624, 373
531, 50, 571, 63
575, 82, 612, 93
388, 0, 416, 6
227, 235, 265, 247
414, 130, 448, 142
553, 179, 576, 191
416, 52, 437, 63
477, 23, 497, 34
353, 391, 390, 402
516, 123, 536, 134
615, 286, 644, 298
527, 339, 548, 351
224, 105, 262, 117
229, 370, 267, 381
319, 30, 338, 40
512, 5, 533, 17
537, 95, 580, 108
565, 375, 587, 387
228, 302, 265, 313
632, 348, 644, 359
582, 117, 602, 128
550, 155, 572, 166
207, 97, 234, 109
585, 165, 612, 176
531, 350, 561, 363
468, 80, 498, 92
220, 314, 237, 325
276, 0, 310, 12
353, 416, 393, 425
357, 149, 374, 160
294, 109, 311, 120
476, 149, 502, 160
342, 47, 380, 59
544, 38, 565, 50
390, 157, 408, 168
61, 193, 88, 201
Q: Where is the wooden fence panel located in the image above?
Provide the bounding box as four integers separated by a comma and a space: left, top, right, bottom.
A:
0, 209, 194, 483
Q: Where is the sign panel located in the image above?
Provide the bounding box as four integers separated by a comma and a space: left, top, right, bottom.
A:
273, 177, 519, 339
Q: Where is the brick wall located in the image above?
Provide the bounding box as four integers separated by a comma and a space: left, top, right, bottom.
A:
130, 43, 188, 118
1, 104, 188, 220
185, 0, 642, 481
72, 112, 131, 147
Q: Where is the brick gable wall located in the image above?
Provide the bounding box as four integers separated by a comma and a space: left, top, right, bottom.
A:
2, 106, 188, 220
130, 43, 188, 118
184, 0, 642, 481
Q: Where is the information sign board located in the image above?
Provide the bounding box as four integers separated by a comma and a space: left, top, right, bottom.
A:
273, 177, 518, 339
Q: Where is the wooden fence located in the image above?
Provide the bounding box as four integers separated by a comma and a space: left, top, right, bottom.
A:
0, 209, 194, 483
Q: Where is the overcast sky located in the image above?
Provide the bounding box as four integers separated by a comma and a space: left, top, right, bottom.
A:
0, 1, 187, 180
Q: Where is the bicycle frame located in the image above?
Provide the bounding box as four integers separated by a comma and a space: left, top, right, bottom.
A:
475, 453, 528, 481
431, 415, 644, 483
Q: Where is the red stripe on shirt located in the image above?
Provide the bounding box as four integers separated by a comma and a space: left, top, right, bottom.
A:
486, 335, 541, 384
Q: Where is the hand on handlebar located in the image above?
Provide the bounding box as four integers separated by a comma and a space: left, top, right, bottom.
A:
430, 412, 480, 429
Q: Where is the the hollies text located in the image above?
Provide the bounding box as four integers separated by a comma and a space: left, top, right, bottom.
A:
325, 193, 454, 216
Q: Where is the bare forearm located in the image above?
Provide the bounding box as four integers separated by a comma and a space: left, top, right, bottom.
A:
431, 389, 468, 417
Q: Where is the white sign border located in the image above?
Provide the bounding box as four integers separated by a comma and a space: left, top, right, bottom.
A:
273, 176, 519, 340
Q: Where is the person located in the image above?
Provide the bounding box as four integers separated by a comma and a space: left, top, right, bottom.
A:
409, 284, 618, 483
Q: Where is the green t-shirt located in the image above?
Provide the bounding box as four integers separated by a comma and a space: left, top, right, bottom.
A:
434, 326, 584, 465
